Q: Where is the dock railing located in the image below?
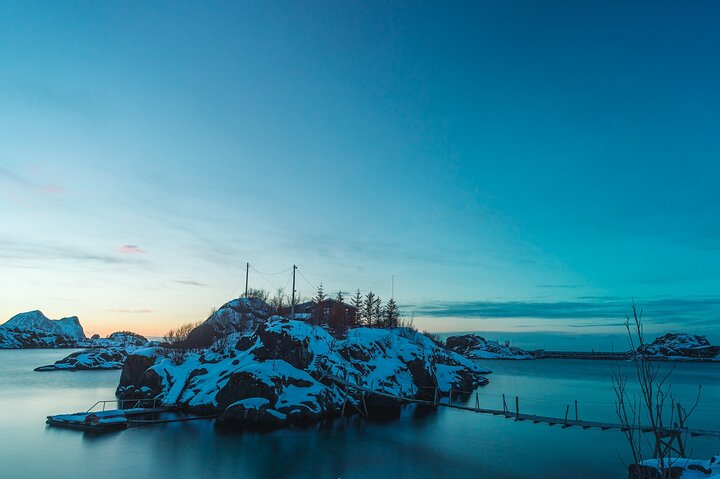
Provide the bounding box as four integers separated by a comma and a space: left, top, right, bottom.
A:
85, 397, 162, 413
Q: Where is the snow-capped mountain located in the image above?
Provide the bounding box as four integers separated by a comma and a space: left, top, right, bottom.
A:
0, 310, 87, 349
1, 310, 86, 341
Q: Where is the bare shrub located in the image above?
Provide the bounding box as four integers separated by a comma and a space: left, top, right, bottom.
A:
163, 321, 202, 364
422, 330, 445, 348
613, 302, 701, 478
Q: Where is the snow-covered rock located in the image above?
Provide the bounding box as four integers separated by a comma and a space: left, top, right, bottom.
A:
0, 310, 86, 349
1, 310, 86, 340
117, 316, 491, 429
630, 455, 720, 479
639, 333, 720, 360
182, 298, 273, 349
445, 334, 534, 360
34, 331, 150, 371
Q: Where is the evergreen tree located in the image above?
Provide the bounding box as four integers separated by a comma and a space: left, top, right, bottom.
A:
351, 289, 363, 327
314, 282, 326, 303
312, 283, 327, 325
373, 295, 383, 327
363, 291, 376, 327
384, 298, 400, 328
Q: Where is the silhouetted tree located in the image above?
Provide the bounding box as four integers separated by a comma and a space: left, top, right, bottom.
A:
362, 291, 376, 327
351, 289, 363, 327
269, 287, 288, 313
384, 298, 400, 328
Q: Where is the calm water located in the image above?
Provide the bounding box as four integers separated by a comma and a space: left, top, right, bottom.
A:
1, 350, 718, 479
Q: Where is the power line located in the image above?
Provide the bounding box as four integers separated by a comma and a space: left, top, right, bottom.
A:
249, 265, 294, 276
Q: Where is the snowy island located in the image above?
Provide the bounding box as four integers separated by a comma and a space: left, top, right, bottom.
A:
117, 298, 490, 428
34, 332, 152, 371
445, 334, 534, 360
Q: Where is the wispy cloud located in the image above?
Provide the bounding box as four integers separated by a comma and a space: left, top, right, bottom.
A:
118, 245, 146, 254
0, 167, 63, 194
0, 240, 145, 265
408, 296, 720, 324
175, 280, 207, 287
107, 308, 153, 314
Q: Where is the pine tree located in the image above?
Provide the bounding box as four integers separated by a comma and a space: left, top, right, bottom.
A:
351, 289, 363, 327
373, 295, 383, 327
363, 291, 376, 327
335, 290, 344, 303
384, 298, 399, 328
312, 283, 327, 325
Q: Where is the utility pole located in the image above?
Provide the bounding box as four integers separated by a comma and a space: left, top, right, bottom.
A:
290, 265, 297, 319
244, 262, 249, 298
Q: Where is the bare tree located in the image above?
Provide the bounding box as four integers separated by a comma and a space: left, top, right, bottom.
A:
613, 302, 701, 478
245, 288, 269, 302
163, 321, 202, 364
269, 287, 288, 313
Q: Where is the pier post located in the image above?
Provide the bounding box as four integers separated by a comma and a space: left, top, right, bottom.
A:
564, 404, 569, 423
574, 400, 578, 421
502, 394, 508, 412
475, 393, 479, 412
515, 396, 519, 420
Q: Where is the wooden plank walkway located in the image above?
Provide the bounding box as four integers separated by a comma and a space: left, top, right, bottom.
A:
322, 370, 720, 439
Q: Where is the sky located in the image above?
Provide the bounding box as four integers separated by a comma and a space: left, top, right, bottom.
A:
1, 1, 719, 339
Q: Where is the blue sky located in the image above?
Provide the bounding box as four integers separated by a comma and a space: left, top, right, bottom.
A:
1, 1, 719, 338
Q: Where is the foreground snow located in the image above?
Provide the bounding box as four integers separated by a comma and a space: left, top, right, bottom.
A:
446, 334, 534, 360
118, 317, 491, 428
631, 455, 720, 479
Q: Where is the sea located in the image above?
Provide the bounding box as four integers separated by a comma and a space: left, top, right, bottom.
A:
1, 346, 718, 478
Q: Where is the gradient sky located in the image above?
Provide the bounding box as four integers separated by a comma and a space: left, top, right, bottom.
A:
1, 1, 719, 339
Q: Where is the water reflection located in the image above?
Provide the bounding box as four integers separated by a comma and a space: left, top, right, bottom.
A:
1, 350, 718, 478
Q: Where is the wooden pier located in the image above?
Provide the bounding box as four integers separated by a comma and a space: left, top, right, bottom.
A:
322, 368, 720, 440
530, 350, 632, 360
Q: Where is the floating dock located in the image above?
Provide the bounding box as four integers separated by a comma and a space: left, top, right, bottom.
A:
46, 399, 173, 433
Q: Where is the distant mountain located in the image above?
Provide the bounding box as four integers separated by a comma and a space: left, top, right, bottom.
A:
0, 310, 86, 349
1, 310, 86, 340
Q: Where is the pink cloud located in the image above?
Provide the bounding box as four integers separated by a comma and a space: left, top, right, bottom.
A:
118, 245, 147, 254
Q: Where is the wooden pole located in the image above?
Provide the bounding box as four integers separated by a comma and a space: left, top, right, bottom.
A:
290, 265, 297, 319
502, 394, 507, 412
574, 400, 578, 421
245, 262, 249, 297
475, 393, 479, 411
515, 396, 519, 419
564, 404, 569, 423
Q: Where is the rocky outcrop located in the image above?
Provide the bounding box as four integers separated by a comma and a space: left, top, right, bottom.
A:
446, 334, 533, 360
638, 334, 720, 360
117, 313, 491, 429
34, 331, 152, 371
183, 298, 273, 349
